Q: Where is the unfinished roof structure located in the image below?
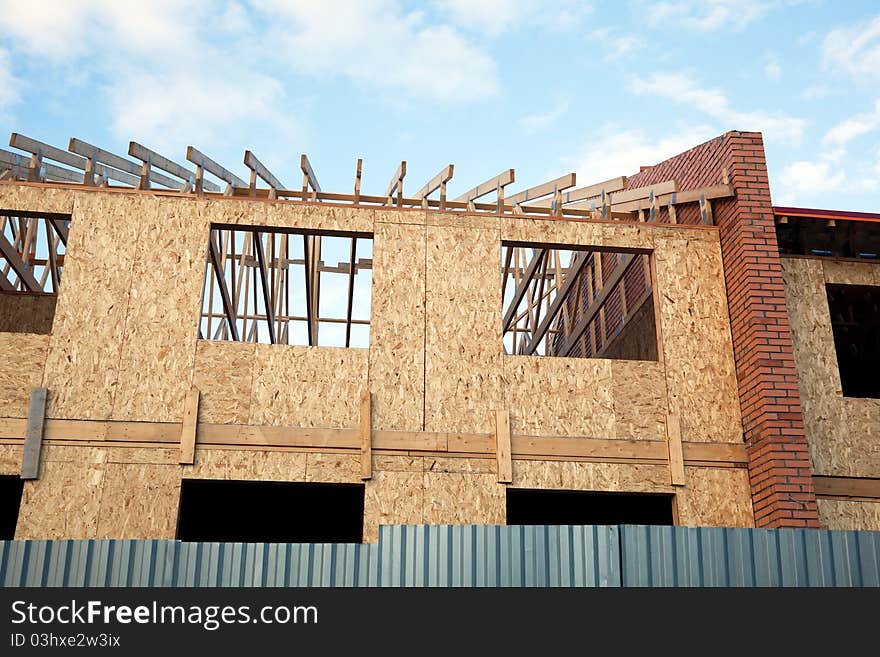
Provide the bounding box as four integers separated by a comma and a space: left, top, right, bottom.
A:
0, 129, 878, 547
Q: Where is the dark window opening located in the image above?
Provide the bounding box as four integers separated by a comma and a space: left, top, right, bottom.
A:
501, 242, 658, 361
177, 479, 365, 543
506, 488, 674, 526
0, 476, 25, 539
826, 283, 880, 398
775, 215, 879, 259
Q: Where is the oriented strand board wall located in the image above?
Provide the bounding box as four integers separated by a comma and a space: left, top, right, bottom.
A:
0, 333, 49, 418
782, 257, 880, 477
818, 499, 880, 531
653, 232, 742, 443
112, 198, 208, 422
192, 341, 255, 424
0, 293, 56, 334
42, 193, 153, 419
369, 219, 425, 431
249, 344, 367, 427
425, 216, 504, 433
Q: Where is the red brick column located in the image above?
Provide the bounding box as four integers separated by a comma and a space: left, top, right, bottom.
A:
713, 132, 820, 528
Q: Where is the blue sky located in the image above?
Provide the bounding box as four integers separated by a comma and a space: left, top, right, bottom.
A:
1, 1, 879, 211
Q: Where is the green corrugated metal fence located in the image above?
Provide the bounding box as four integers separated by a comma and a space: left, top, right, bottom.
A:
1, 525, 878, 587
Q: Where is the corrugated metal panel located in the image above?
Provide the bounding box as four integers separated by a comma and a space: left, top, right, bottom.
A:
620, 525, 880, 587
1, 525, 878, 587
376, 525, 620, 587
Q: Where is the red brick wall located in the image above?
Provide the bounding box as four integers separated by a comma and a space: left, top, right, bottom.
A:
628, 131, 820, 528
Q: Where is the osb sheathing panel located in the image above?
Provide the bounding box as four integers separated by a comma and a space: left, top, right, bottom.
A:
817, 499, 880, 531
112, 198, 207, 422
781, 257, 880, 477
16, 447, 107, 539
0, 183, 78, 215
511, 459, 673, 492
501, 216, 656, 251
192, 341, 256, 425
0, 333, 48, 418
425, 456, 495, 473
0, 292, 56, 334
375, 455, 424, 472
95, 463, 180, 539
653, 233, 741, 443
363, 470, 423, 543
425, 223, 504, 433
262, 202, 374, 233
422, 472, 505, 525
188, 449, 308, 481
43, 193, 154, 419
822, 259, 878, 286
249, 344, 367, 427
504, 356, 615, 437
0, 444, 22, 474
305, 452, 362, 483
369, 222, 425, 431
675, 467, 754, 527
610, 360, 667, 439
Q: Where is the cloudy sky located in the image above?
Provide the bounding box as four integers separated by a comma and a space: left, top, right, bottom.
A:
1, 1, 878, 210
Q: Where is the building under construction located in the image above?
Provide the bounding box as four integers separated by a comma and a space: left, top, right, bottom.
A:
0, 128, 878, 557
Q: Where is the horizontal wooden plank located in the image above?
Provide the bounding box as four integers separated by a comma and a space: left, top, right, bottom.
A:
187, 146, 247, 188
243, 150, 284, 190
0, 417, 747, 464
524, 176, 627, 209
507, 173, 576, 206
414, 164, 454, 199
69, 138, 176, 188
566, 180, 678, 210
611, 183, 734, 213
814, 475, 880, 500
452, 169, 515, 203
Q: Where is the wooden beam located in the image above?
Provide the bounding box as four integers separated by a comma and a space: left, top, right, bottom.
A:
207, 232, 240, 341
613, 183, 732, 213
303, 234, 316, 346
523, 250, 589, 354
565, 180, 678, 211
415, 164, 454, 208
20, 387, 47, 479
494, 409, 512, 484
179, 387, 200, 465
0, 231, 41, 291
353, 158, 363, 204
506, 172, 576, 206
452, 168, 515, 210
345, 237, 357, 348
384, 161, 406, 206
68, 137, 171, 188
49, 218, 69, 246
557, 253, 636, 357
252, 231, 277, 344
129, 141, 219, 192
502, 248, 546, 333
301, 154, 321, 200
186, 146, 247, 193
666, 412, 685, 486
243, 150, 284, 196
813, 476, 880, 500
360, 390, 372, 480
524, 176, 627, 209
0, 148, 85, 184
0, 416, 749, 465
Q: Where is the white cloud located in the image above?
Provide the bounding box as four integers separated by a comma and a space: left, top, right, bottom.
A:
589, 27, 642, 60
434, 0, 593, 35
640, 0, 804, 32
764, 52, 782, 81
518, 98, 569, 133
629, 71, 806, 143
776, 159, 846, 198
0, 49, 21, 115
564, 124, 719, 185
259, 0, 500, 100
822, 99, 880, 147
823, 15, 880, 81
